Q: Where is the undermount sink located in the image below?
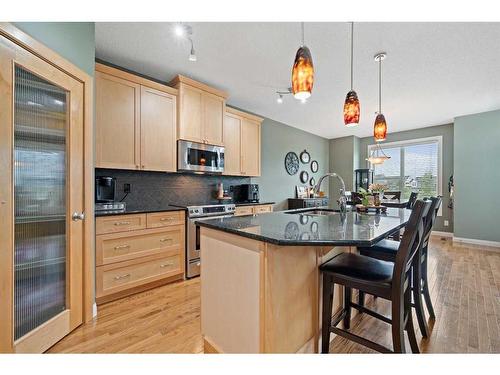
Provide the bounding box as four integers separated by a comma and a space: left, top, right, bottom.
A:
286, 208, 340, 216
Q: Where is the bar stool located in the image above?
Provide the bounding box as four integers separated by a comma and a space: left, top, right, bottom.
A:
358, 197, 442, 338
320, 200, 430, 353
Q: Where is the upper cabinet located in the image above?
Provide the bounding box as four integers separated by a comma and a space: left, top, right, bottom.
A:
95, 63, 177, 172
224, 107, 263, 177
170, 75, 227, 146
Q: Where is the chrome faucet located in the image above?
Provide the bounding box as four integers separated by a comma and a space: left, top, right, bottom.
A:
313, 172, 348, 214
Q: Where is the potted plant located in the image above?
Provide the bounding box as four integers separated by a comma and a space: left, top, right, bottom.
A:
357, 187, 371, 206
369, 183, 388, 206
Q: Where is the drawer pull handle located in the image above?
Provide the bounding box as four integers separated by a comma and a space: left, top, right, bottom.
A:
160, 262, 174, 268
113, 273, 131, 280
160, 217, 173, 221
114, 221, 131, 226
159, 238, 172, 243
114, 244, 130, 250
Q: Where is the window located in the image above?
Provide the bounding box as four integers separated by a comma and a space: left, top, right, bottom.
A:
367, 136, 442, 202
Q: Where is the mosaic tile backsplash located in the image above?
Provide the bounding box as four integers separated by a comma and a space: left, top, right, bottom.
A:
96, 169, 252, 208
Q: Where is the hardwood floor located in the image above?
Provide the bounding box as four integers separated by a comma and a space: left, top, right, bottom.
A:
48, 237, 500, 353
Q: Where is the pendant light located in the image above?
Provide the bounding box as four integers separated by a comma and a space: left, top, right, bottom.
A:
366, 142, 391, 165
291, 22, 314, 101
373, 52, 387, 141
343, 22, 360, 127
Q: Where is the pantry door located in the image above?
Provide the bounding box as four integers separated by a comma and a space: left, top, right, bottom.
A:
0, 33, 84, 353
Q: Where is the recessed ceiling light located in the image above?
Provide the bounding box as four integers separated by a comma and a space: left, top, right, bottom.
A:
174, 24, 185, 37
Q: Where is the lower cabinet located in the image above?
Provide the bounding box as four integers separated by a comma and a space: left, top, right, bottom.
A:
95, 210, 185, 304
234, 204, 273, 217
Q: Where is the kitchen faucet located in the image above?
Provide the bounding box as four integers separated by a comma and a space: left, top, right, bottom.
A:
313, 172, 348, 214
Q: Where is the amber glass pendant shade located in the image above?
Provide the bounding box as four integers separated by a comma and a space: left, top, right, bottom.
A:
373, 113, 387, 142
291, 46, 314, 100
343, 90, 360, 127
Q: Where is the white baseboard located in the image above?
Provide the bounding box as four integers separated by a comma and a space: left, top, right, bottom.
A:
92, 302, 98, 318
453, 236, 500, 249
432, 230, 453, 238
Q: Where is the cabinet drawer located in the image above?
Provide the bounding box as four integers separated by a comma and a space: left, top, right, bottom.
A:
253, 205, 273, 214
96, 253, 182, 298
147, 210, 184, 228
235, 206, 254, 216
96, 226, 184, 266
96, 214, 146, 235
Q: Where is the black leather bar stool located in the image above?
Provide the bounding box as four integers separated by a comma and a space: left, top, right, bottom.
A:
358, 197, 442, 338
320, 200, 430, 353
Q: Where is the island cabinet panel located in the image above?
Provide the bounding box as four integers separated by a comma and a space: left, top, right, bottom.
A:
95, 63, 178, 172
200, 227, 350, 353
140, 86, 177, 172
171, 75, 227, 147
95, 211, 185, 304
95, 71, 140, 170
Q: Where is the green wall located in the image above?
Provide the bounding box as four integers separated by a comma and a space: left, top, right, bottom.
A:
454, 110, 500, 242
329, 136, 360, 193
253, 118, 330, 211
13, 22, 95, 76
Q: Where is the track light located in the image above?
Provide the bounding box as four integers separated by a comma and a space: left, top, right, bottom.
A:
188, 39, 197, 62
277, 94, 284, 104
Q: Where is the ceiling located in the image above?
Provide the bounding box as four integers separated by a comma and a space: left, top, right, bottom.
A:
95, 22, 500, 139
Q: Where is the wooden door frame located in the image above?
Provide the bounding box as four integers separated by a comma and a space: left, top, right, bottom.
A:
0, 23, 95, 324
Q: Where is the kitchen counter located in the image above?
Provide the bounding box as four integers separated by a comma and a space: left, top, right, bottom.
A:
94, 205, 185, 217
199, 207, 410, 353
197, 207, 410, 247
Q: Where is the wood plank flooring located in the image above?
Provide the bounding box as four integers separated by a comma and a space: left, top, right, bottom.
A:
48, 237, 500, 353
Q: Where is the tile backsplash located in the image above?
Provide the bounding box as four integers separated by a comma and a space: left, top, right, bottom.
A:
96, 169, 251, 208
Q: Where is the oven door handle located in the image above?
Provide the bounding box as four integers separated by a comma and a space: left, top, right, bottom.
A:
190, 214, 234, 222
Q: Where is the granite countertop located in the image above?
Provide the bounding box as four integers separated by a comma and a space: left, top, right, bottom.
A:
95, 205, 185, 217
235, 201, 275, 207
196, 207, 411, 247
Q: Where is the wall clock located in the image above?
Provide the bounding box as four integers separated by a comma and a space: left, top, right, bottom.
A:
310, 160, 319, 173
300, 171, 309, 184
284, 152, 300, 175
300, 150, 311, 164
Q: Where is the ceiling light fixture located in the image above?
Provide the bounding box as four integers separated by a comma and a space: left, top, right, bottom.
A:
276, 94, 284, 104
366, 142, 391, 165
275, 88, 292, 104
343, 22, 360, 127
291, 22, 314, 101
173, 23, 197, 62
373, 52, 388, 142
188, 38, 197, 62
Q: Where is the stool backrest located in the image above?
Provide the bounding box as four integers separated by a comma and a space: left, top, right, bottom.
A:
392, 200, 430, 292
421, 196, 442, 250
406, 192, 418, 209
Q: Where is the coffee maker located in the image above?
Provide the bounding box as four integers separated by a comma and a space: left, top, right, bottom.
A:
95, 176, 125, 213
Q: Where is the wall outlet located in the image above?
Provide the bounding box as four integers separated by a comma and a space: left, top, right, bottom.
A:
124, 183, 131, 193
444, 220, 449, 227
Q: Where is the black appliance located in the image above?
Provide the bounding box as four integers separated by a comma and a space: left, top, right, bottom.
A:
233, 184, 260, 203
95, 176, 116, 203
354, 169, 373, 192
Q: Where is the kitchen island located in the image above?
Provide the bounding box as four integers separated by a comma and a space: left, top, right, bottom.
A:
198, 207, 411, 353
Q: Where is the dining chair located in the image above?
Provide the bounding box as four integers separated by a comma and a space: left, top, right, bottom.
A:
383, 191, 401, 200
320, 200, 430, 353
406, 192, 418, 209
357, 197, 442, 338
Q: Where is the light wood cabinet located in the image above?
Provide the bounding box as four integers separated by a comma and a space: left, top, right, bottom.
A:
95, 210, 185, 304
170, 75, 227, 146
234, 204, 273, 216
223, 107, 263, 177
95, 63, 177, 172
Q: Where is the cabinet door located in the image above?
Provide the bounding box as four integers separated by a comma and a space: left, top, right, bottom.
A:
223, 113, 242, 175
241, 119, 261, 176
140, 86, 177, 172
178, 85, 203, 142
202, 92, 224, 146
95, 71, 140, 169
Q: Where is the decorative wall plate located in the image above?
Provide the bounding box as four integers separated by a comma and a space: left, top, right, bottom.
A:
300, 150, 311, 164
300, 171, 309, 183
310, 160, 319, 173
309, 177, 316, 187
285, 152, 300, 175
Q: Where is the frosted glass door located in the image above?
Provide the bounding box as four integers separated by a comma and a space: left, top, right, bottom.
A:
13, 66, 68, 340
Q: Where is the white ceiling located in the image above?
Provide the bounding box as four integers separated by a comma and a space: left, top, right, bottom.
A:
95, 22, 500, 139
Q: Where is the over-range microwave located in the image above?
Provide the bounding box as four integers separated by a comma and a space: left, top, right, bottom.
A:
177, 140, 225, 174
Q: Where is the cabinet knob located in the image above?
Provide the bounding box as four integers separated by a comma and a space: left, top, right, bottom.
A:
72, 212, 85, 221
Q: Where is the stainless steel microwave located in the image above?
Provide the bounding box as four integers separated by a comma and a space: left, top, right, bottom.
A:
177, 140, 225, 173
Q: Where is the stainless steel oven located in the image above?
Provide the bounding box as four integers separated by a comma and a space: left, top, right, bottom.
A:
185, 204, 235, 278
178, 140, 225, 174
